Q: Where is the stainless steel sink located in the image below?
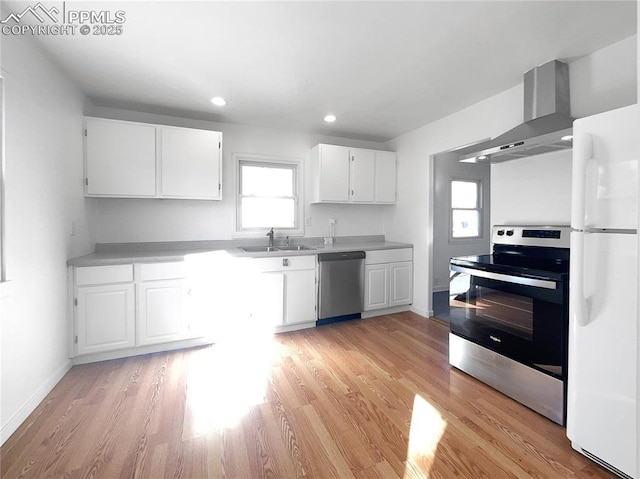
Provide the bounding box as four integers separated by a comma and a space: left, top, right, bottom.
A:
277, 245, 316, 251
238, 245, 316, 253
238, 246, 279, 253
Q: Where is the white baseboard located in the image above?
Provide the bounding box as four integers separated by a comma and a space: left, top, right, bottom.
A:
71, 337, 214, 365
410, 305, 432, 318
275, 321, 316, 333
1, 359, 73, 445
361, 305, 410, 319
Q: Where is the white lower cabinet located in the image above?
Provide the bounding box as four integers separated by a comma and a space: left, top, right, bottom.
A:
75, 264, 136, 355
284, 269, 317, 325
137, 279, 188, 346
364, 248, 413, 312
390, 261, 413, 307
250, 255, 317, 330
251, 272, 285, 330
365, 264, 389, 310
137, 261, 202, 345
73, 261, 204, 359
76, 283, 135, 355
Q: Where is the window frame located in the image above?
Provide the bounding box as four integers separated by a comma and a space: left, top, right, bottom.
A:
450, 178, 483, 242
233, 153, 304, 238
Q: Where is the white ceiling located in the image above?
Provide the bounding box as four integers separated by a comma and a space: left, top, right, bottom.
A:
7, 1, 637, 142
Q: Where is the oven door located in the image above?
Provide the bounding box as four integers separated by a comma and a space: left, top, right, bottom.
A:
449, 264, 567, 379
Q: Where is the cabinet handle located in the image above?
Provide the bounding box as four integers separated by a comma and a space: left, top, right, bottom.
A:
283, 258, 289, 267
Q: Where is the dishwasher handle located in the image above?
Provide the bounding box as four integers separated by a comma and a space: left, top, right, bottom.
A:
317, 251, 366, 262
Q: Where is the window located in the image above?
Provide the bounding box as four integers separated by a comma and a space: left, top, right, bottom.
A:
235, 154, 303, 235
451, 179, 482, 239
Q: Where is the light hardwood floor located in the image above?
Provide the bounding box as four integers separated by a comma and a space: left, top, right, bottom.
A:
2, 312, 615, 478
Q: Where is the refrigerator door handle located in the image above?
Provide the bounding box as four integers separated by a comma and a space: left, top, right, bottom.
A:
570, 232, 589, 327
571, 132, 593, 231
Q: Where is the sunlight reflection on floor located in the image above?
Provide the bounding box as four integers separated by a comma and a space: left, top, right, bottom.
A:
404, 394, 448, 478
182, 250, 283, 438
183, 332, 277, 438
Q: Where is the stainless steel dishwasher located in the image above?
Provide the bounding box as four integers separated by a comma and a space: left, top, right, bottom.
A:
317, 251, 366, 321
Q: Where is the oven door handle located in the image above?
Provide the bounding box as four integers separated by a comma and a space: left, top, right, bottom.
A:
450, 265, 558, 290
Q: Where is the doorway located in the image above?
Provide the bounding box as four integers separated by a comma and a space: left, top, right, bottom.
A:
431, 150, 491, 322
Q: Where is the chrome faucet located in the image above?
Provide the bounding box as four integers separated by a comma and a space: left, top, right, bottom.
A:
266, 228, 275, 248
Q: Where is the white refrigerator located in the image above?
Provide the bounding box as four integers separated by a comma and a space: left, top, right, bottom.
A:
567, 103, 639, 479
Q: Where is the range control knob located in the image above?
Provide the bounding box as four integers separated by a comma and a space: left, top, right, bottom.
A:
506, 230, 514, 236
497, 230, 505, 236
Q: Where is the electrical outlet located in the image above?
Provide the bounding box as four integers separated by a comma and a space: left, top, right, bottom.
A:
70, 221, 76, 236
329, 218, 336, 225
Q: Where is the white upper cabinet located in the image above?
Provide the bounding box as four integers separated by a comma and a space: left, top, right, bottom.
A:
85, 118, 157, 197
84, 118, 222, 200
312, 143, 350, 202
310, 144, 396, 204
350, 148, 375, 202
160, 126, 222, 200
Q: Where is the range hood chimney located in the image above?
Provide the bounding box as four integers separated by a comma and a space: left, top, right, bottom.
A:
458, 60, 574, 163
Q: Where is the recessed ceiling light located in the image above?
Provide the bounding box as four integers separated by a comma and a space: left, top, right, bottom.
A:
211, 97, 227, 106
477, 155, 488, 160
561, 135, 573, 141
324, 114, 336, 123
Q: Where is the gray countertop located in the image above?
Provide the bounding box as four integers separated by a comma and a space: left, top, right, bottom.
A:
67, 237, 413, 267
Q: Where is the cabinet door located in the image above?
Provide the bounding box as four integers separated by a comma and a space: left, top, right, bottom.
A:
161, 127, 222, 200
318, 144, 350, 202
76, 284, 135, 355
375, 151, 396, 203
85, 119, 157, 197
284, 269, 316, 324
350, 149, 375, 202
364, 264, 389, 311
252, 273, 285, 331
138, 279, 189, 346
390, 262, 413, 307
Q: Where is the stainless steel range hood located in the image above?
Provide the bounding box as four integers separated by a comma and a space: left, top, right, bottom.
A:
458, 60, 574, 163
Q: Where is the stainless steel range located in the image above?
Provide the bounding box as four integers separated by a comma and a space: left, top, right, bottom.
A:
448, 225, 570, 425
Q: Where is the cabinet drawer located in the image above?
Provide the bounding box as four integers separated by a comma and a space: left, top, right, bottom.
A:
140, 261, 186, 281
76, 264, 133, 285
365, 248, 412, 265
252, 255, 316, 272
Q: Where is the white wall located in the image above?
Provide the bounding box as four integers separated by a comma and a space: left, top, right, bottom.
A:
384, 85, 523, 316
489, 35, 637, 230
0, 30, 92, 442
570, 35, 637, 119
385, 34, 637, 318
84, 106, 391, 244
491, 150, 572, 226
